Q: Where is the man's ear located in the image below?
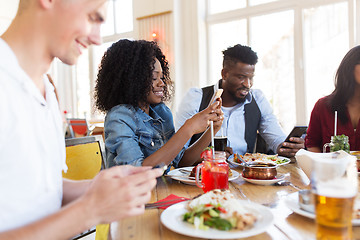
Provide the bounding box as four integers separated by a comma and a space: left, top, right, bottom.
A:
38, 0, 55, 9
221, 68, 227, 80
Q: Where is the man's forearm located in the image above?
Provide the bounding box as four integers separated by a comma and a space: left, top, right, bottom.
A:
0, 199, 95, 240
62, 179, 92, 206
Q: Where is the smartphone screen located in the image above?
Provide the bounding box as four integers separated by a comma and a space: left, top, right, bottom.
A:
284, 126, 308, 143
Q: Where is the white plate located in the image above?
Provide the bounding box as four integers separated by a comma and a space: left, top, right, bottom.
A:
167, 167, 240, 185
284, 192, 360, 226
242, 174, 285, 186
228, 155, 291, 167
161, 200, 274, 239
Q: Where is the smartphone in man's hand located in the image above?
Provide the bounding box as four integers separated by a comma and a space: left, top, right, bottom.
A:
207, 89, 223, 108
284, 126, 308, 143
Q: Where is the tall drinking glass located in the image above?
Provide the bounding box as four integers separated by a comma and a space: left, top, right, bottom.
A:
311, 152, 358, 240
214, 126, 228, 152
195, 151, 229, 193
214, 136, 228, 151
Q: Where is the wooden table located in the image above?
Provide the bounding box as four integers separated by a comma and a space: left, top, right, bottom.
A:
111, 162, 360, 240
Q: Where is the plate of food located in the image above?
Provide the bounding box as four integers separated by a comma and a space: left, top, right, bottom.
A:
167, 167, 240, 185
241, 174, 285, 186
228, 153, 290, 167
284, 192, 360, 226
161, 189, 274, 239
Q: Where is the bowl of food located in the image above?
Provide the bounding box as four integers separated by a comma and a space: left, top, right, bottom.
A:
242, 162, 277, 180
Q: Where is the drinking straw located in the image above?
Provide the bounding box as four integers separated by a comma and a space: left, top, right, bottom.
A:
334, 111, 337, 136
210, 121, 215, 158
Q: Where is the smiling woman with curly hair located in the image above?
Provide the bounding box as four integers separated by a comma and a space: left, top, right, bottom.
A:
95, 39, 224, 169
95, 40, 172, 111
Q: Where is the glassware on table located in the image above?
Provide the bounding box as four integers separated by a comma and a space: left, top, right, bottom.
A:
350, 151, 360, 172
214, 136, 228, 151
311, 152, 358, 240
195, 151, 229, 193
323, 135, 350, 153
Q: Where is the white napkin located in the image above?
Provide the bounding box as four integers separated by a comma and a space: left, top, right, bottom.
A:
295, 149, 356, 180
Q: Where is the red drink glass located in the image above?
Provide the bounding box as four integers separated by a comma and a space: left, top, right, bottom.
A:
195, 151, 229, 192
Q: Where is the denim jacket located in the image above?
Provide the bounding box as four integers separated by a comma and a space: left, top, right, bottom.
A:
104, 103, 184, 169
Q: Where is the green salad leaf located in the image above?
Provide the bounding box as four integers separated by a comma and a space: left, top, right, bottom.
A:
183, 203, 234, 231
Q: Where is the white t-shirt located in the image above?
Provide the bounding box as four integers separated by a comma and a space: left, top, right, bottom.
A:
0, 39, 67, 231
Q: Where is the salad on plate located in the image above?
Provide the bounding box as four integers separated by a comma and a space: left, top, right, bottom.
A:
183, 189, 257, 231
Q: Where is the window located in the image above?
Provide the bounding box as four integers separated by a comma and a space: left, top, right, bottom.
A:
102, 0, 133, 36
206, 0, 354, 133
75, 50, 90, 119
303, 2, 349, 121
250, 10, 295, 132
70, 0, 134, 119
249, 0, 279, 6
208, 0, 246, 14
91, 41, 115, 118
208, 20, 247, 84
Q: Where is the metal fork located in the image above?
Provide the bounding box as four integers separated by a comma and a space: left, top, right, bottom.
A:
179, 169, 192, 174
236, 153, 249, 167
275, 180, 301, 191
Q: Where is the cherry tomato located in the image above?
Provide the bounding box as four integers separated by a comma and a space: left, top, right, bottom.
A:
217, 207, 227, 213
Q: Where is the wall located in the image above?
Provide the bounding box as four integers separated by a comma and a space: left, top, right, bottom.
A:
0, 0, 18, 34
133, 0, 173, 18
133, 0, 203, 112
173, 0, 204, 107
0, 0, 204, 116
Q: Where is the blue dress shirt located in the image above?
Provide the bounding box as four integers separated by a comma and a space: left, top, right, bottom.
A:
175, 85, 286, 155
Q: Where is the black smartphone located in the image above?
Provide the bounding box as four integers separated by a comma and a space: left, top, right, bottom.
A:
284, 126, 308, 143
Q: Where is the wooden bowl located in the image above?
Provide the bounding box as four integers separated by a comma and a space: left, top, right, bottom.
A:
242, 162, 277, 180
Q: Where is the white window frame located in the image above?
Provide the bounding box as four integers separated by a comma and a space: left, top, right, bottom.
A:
205, 0, 360, 125
55, 2, 135, 120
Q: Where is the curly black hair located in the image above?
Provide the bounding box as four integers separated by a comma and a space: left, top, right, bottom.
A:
94, 39, 173, 112
328, 45, 360, 124
222, 44, 258, 69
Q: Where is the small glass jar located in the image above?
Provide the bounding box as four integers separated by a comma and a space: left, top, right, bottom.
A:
323, 135, 350, 153
195, 151, 229, 192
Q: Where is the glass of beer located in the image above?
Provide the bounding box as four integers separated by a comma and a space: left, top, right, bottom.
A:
311, 152, 358, 240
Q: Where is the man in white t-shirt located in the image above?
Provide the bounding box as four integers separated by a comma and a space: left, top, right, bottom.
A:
0, 0, 162, 239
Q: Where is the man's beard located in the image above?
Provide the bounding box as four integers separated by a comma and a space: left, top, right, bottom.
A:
229, 88, 249, 103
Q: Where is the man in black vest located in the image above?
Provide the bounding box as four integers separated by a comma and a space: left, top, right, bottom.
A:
175, 44, 304, 158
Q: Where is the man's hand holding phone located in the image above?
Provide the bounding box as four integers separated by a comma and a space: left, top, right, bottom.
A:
277, 126, 307, 157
